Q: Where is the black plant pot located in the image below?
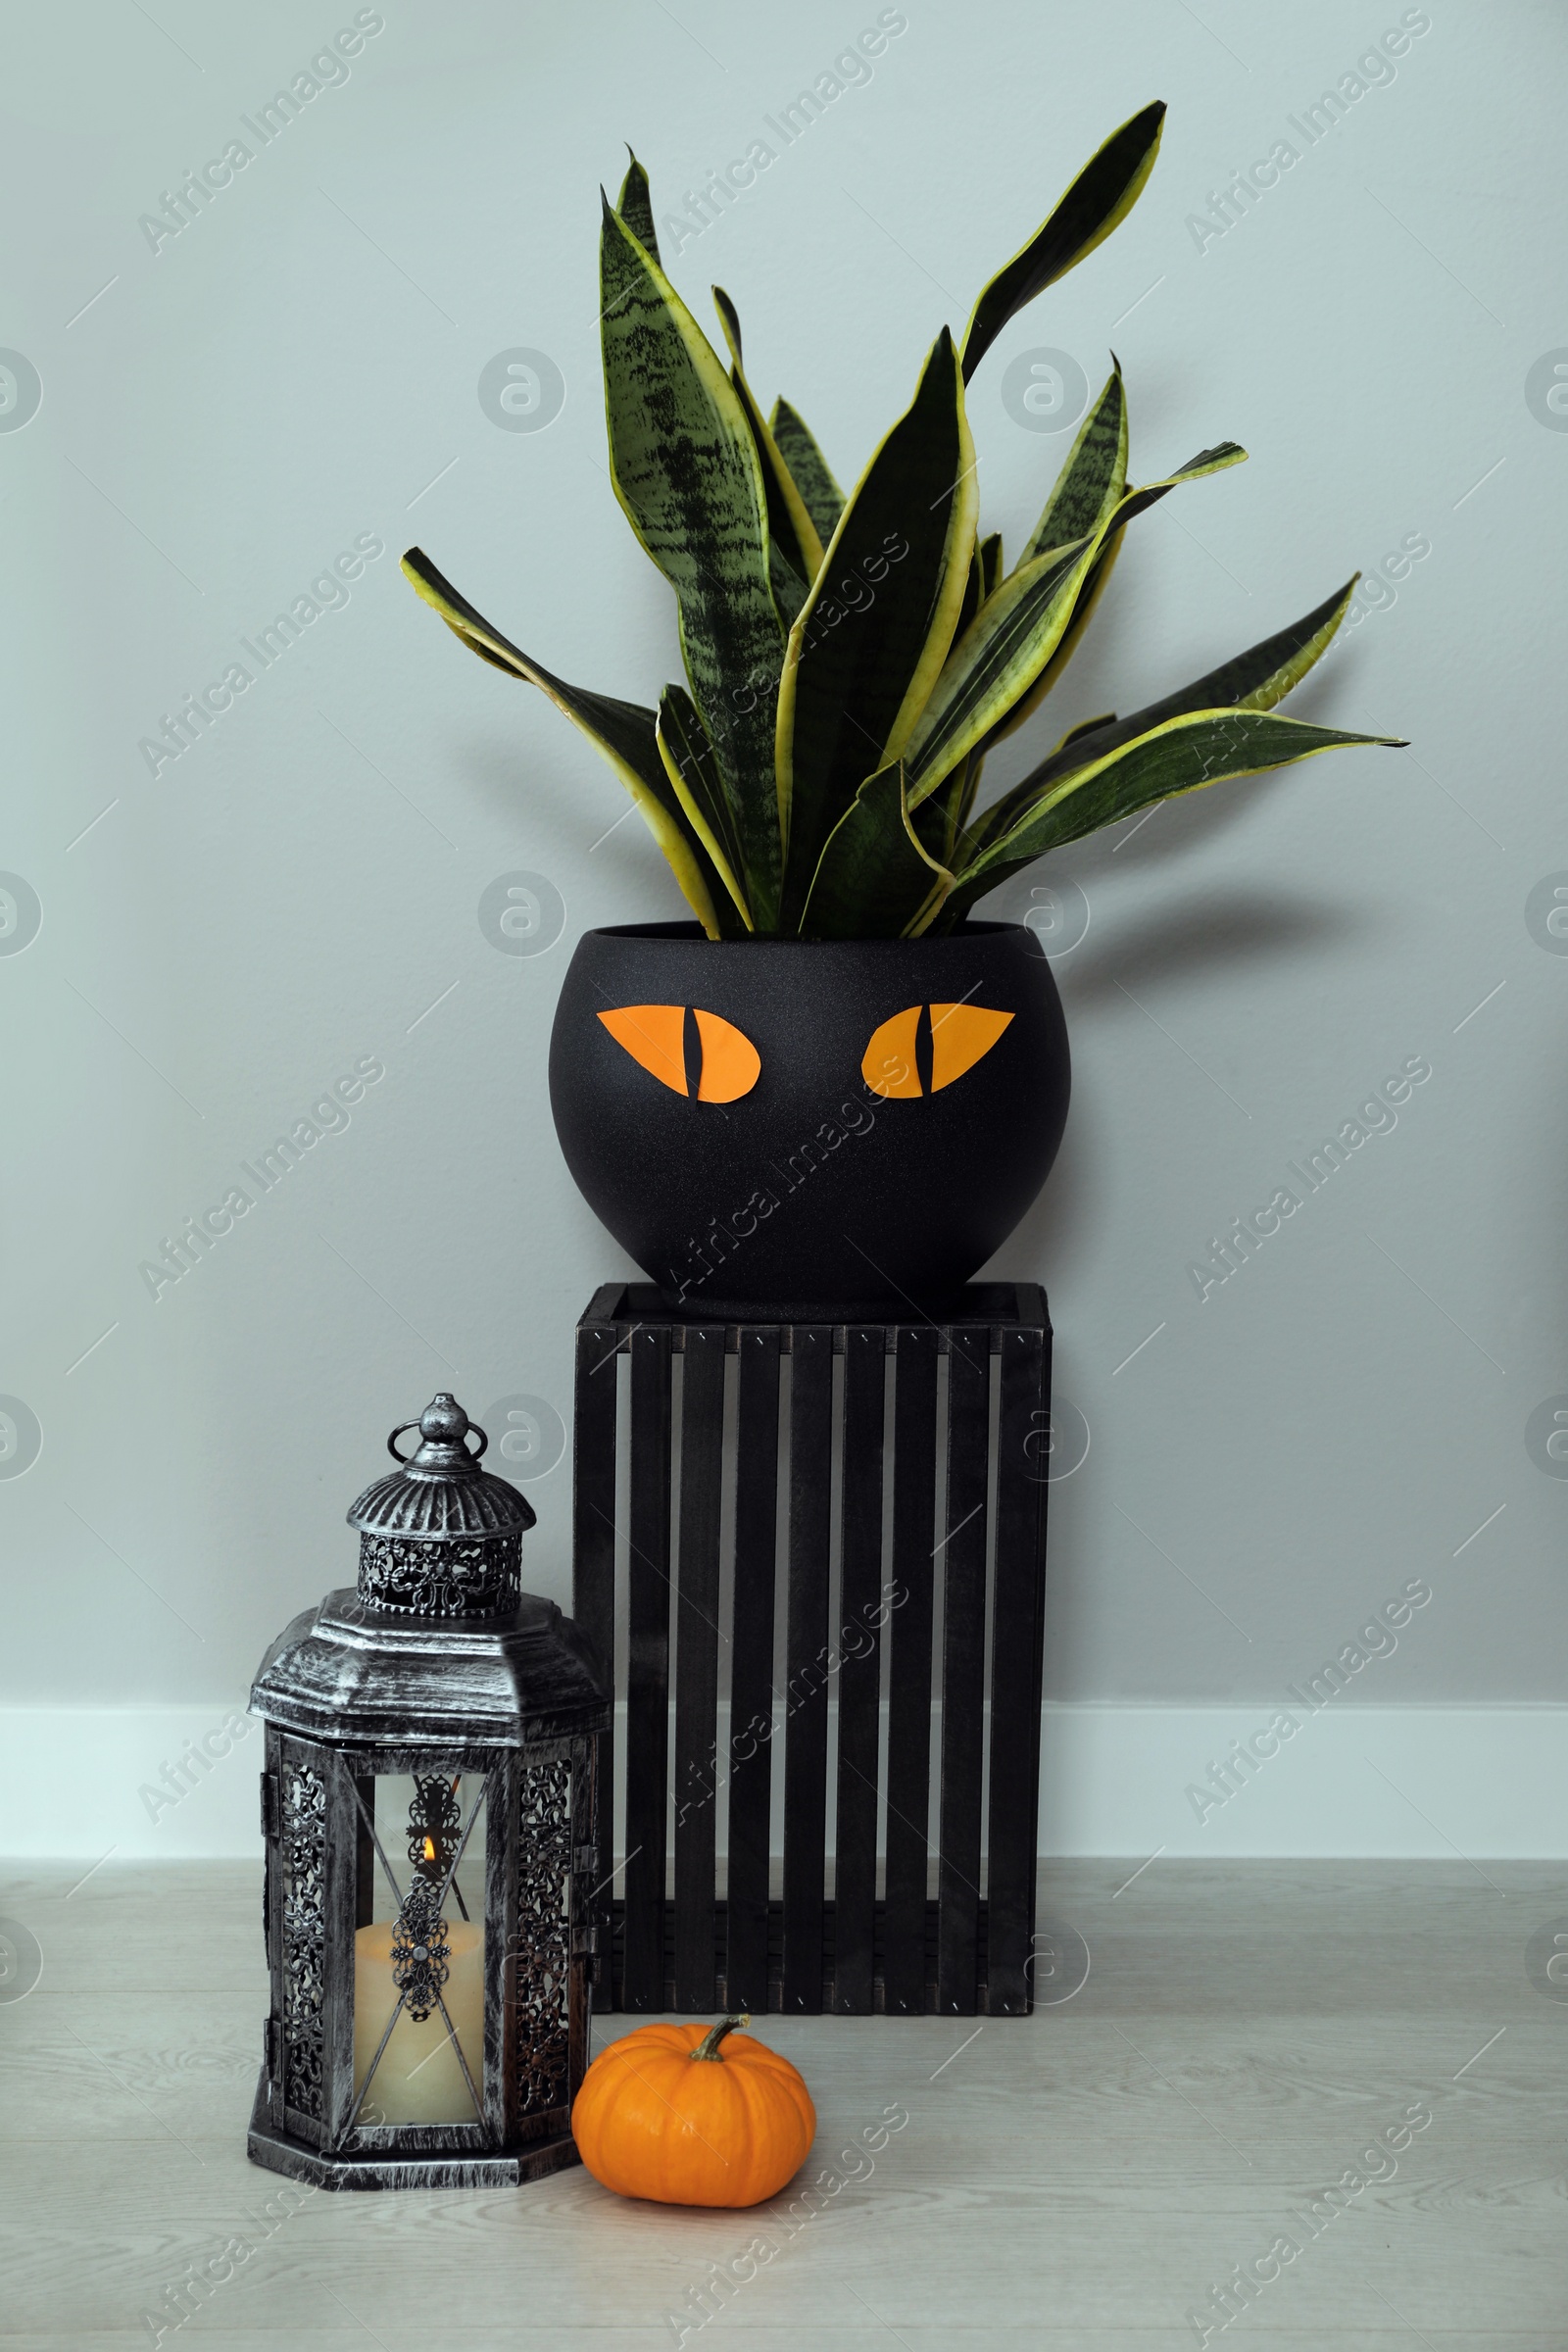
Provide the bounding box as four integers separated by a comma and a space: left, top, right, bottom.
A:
548, 921, 1070, 1316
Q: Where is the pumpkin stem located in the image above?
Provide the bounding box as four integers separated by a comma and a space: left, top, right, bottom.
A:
690, 2013, 750, 2061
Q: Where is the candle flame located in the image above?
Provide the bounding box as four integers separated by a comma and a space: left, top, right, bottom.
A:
422, 1836, 436, 1861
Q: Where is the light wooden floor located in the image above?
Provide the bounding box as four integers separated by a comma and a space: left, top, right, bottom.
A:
2, 1858, 1565, 2348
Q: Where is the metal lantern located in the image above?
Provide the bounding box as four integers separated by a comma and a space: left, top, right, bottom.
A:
246, 1393, 607, 2189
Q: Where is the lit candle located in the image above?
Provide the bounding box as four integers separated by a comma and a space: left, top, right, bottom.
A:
353, 1918, 485, 2126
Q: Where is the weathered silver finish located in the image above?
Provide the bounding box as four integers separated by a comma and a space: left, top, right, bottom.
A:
247, 1396, 608, 2192
250, 1589, 602, 1747
348, 1393, 535, 1618
278, 1755, 326, 2124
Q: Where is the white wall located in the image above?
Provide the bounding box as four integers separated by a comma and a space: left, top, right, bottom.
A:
4, 1, 1565, 1851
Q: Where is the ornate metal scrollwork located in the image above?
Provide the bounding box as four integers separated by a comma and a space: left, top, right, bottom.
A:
408, 1773, 463, 1884
356, 1530, 520, 1618
391, 1879, 452, 2025
280, 1762, 327, 2119
514, 1756, 572, 2116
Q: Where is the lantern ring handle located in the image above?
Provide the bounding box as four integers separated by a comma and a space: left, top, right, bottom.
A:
386, 1421, 490, 1464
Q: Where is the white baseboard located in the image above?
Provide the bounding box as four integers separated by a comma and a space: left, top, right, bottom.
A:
3, 1703, 1565, 1861
1034, 1702, 1568, 1860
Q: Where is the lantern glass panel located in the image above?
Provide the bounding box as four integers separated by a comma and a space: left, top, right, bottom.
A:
352, 1768, 489, 2129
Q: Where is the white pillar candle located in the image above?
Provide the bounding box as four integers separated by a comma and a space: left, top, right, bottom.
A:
353, 1918, 485, 2126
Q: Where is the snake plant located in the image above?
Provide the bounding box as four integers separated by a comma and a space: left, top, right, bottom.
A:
403, 103, 1403, 938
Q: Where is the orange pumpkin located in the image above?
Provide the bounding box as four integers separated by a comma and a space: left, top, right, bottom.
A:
571, 2014, 815, 2207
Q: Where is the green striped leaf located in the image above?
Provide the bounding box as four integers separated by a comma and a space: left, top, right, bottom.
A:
981, 538, 1119, 756
1031, 576, 1360, 786
769, 396, 846, 543
920, 561, 1003, 864
799, 762, 953, 940
400, 547, 730, 937
972, 576, 1362, 848
946, 709, 1405, 920
710, 283, 744, 365
1023, 361, 1127, 562
657, 685, 752, 929
712, 285, 825, 604
960, 102, 1166, 381
600, 197, 785, 925
616, 151, 660, 264
969, 368, 1129, 757
775, 327, 978, 925
765, 541, 808, 631
905, 443, 1247, 804
914, 743, 986, 875
956, 534, 986, 639
905, 538, 1092, 798
1052, 710, 1116, 756
937, 536, 1005, 848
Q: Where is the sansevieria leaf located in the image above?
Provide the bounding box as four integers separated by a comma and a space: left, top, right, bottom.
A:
946, 710, 1406, 921
1050, 710, 1117, 758
966, 366, 1130, 757
905, 443, 1247, 804
914, 743, 986, 874
920, 559, 1003, 861
711, 285, 825, 608
400, 548, 728, 937
971, 576, 1364, 849
616, 150, 660, 264
600, 198, 785, 924
960, 101, 1166, 381
799, 762, 953, 940
905, 537, 1092, 798
769, 397, 846, 544
657, 685, 752, 929
776, 328, 978, 925
1022, 361, 1127, 563
981, 538, 1120, 757
401, 125, 1410, 940
956, 536, 987, 639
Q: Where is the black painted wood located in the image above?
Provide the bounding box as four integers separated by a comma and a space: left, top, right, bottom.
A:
623, 1325, 672, 2010
883, 1326, 940, 2016
781, 1327, 833, 2013
571, 1299, 620, 1987
936, 1325, 991, 2014
726, 1328, 781, 2011
570, 1285, 1052, 2018
985, 1318, 1051, 2014
1026, 1302, 1054, 1932
673, 1326, 725, 2011
832, 1327, 887, 2013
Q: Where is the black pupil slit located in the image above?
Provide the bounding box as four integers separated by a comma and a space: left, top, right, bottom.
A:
913, 1004, 934, 1096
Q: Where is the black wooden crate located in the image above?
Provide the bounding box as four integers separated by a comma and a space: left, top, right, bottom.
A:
571, 1283, 1052, 2018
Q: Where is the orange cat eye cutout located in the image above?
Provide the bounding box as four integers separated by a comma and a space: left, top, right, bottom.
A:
596, 1006, 761, 1102
597, 1001, 1013, 1104
861, 1004, 1014, 1098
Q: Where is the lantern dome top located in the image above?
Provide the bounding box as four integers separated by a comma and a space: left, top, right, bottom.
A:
249, 1390, 605, 1750
348, 1395, 537, 1542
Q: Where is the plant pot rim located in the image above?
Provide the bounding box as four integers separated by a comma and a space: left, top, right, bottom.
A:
580, 919, 1032, 947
